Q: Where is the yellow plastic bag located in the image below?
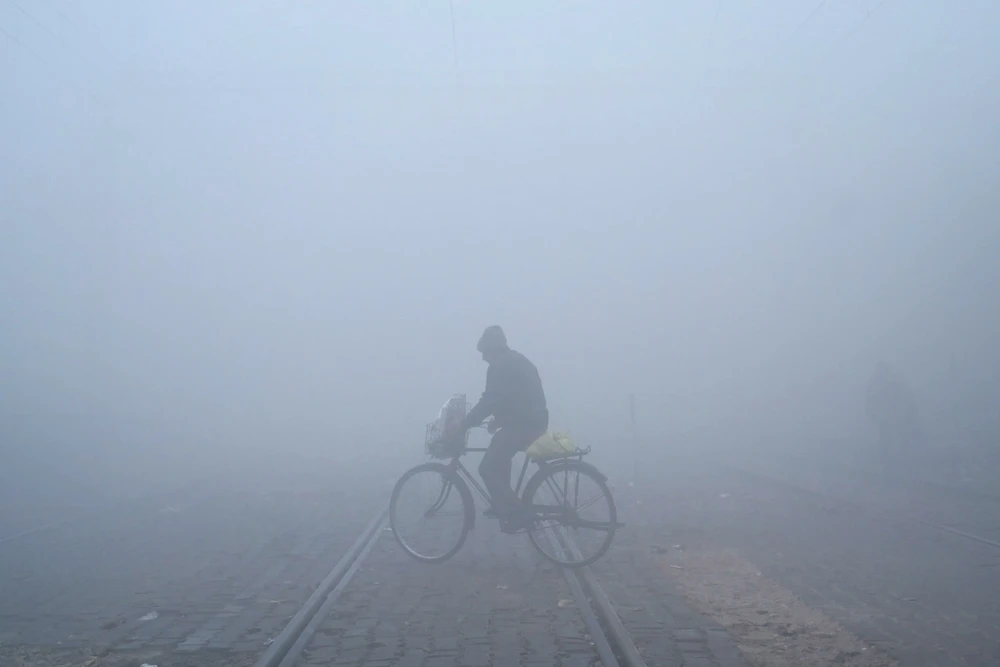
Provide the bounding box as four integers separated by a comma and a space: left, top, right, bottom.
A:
526, 431, 576, 460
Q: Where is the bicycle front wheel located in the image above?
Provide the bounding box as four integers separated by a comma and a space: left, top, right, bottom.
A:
523, 461, 618, 568
389, 462, 473, 563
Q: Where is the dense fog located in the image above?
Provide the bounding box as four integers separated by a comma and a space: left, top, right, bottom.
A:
3, 1, 998, 506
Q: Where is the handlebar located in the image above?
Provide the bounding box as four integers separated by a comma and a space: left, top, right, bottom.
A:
426, 420, 493, 451
431, 421, 487, 442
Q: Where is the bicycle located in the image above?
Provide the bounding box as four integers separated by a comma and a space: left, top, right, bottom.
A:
388, 409, 622, 568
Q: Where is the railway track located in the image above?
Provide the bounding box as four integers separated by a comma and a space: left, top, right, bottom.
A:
253, 509, 391, 667
720, 459, 1000, 552
782, 451, 1000, 505
253, 507, 648, 667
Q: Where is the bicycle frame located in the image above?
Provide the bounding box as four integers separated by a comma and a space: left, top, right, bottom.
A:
445, 447, 531, 510
435, 447, 588, 517
419, 448, 540, 516
423, 418, 603, 527
426, 421, 542, 508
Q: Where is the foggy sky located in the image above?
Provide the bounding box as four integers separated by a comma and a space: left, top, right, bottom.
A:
3, 1, 999, 496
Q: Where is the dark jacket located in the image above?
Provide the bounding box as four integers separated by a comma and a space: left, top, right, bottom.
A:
463, 348, 548, 431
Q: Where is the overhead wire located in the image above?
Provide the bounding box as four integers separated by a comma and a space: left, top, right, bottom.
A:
1, 21, 79, 88
36, 0, 108, 63
2, 0, 101, 71
708, 0, 723, 48
448, 0, 460, 87
0, 23, 102, 103
1, 21, 40, 58
446, 0, 467, 160
38, 0, 86, 36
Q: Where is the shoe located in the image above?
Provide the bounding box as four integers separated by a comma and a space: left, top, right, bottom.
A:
499, 509, 536, 534
483, 508, 498, 518
499, 520, 522, 534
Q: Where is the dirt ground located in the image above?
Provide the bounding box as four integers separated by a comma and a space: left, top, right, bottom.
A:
652, 544, 897, 667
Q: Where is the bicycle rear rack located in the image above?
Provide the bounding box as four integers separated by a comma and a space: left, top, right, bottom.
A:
533, 445, 592, 463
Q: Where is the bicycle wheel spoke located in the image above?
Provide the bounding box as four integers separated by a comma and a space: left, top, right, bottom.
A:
543, 476, 571, 509
574, 491, 606, 514
573, 468, 581, 512
525, 462, 617, 567
540, 478, 604, 515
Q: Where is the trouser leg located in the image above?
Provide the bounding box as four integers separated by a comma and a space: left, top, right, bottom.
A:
479, 428, 530, 518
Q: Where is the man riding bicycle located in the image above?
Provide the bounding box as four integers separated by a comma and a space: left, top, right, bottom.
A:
450, 325, 548, 532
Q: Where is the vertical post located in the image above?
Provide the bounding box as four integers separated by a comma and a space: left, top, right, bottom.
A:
949, 349, 961, 441
628, 394, 637, 485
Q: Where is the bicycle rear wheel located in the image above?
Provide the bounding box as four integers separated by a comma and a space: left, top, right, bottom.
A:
389, 462, 474, 563
523, 461, 618, 568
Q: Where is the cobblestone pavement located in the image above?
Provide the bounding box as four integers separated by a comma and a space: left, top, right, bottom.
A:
298, 462, 750, 667
2, 451, 757, 667
0, 459, 395, 662
633, 456, 1000, 667
738, 451, 1000, 545
593, 488, 750, 667
301, 515, 599, 667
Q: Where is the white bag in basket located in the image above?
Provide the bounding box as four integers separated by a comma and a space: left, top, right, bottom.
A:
427, 394, 467, 456
437, 393, 467, 433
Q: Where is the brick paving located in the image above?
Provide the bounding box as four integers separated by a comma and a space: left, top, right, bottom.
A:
1, 451, 758, 667
0, 463, 391, 657
632, 456, 1000, 667
747, 451, 1000, 545
594, 485, 750, 667
297, 459, 751, 667
301, 515, 599, 667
